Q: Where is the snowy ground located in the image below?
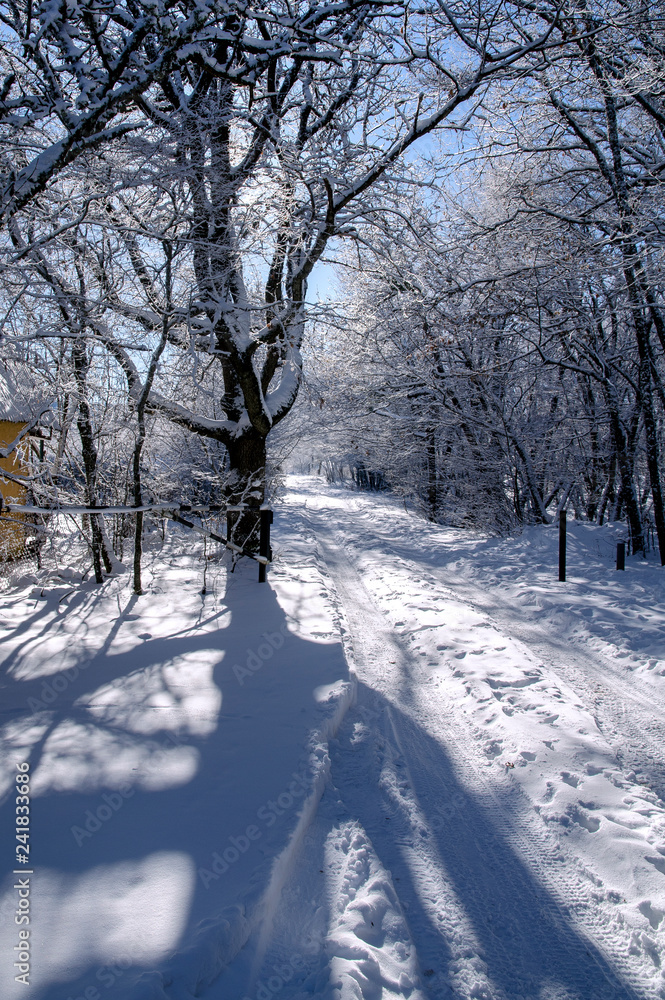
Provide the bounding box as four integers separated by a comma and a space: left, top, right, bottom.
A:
1, 476, 664, 1000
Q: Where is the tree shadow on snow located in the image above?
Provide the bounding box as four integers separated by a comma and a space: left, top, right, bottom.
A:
0, 560, 350, 1000
323, 680, 639, 1000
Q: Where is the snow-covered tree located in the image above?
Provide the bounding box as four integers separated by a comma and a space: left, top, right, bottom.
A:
117, 1, 568, 536
2, 1, 565, 547
308, 163, 661, 540
0, 0, 231, 225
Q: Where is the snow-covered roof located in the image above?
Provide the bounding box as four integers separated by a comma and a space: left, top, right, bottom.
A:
0, 365, 44, 423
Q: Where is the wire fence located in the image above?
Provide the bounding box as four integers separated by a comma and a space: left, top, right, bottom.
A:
0, 501, 273, 592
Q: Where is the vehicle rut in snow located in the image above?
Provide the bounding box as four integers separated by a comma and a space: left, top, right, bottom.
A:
448, 582, 665, 808
307, 505, 655, 1000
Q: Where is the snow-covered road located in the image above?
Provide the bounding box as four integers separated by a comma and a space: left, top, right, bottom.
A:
451, 581, 665, 808
1, 477, 664, 1000
211, 478, 665, 1000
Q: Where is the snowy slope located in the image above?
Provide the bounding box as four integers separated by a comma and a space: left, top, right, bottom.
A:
208, 477, 665, 1000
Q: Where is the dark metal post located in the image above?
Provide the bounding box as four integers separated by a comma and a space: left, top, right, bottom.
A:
616, 541, 625, 571
258, 509, 273, 583
559, 509, 567, 582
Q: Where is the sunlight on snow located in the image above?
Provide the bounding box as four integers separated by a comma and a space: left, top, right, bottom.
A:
76, 649, 224, 737
22, 650, 224, 794
30, 719, 201, 794
8, 630, 94, 680
0, 852, 194, 996
313, 680, 351, 703
0, 718, 51, 797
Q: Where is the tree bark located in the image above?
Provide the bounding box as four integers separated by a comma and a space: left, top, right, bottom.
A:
603, 388, 645, 554
72, 341, 112, 582
225, 429, 267, 551
132, 308, 170, 594
425, 424, 438, 521
636, 336, 665, 564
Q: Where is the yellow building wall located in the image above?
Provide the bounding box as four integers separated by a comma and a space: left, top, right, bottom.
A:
0, 419, 29, 558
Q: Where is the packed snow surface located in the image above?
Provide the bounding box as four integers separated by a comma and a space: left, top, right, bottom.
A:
1, 476, 664, 1000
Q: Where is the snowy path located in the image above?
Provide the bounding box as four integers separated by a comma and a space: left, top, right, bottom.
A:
317, 539, 633, 1000
210, 478, 665, 1000
1, 478, 664, 1000
0, 510, 354, 1000
449, 582, 665, 807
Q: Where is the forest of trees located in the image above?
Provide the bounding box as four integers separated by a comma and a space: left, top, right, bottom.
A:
1, 0, 664, 587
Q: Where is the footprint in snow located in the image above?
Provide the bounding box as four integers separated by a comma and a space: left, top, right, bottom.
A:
541, 782, 556, 803
639, 901, 664, 930
645, 854, 665, 876
567, 803, 601, 833
561, 772, 580, 788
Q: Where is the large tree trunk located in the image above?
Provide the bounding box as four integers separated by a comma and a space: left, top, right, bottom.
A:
604, 391, 645, 555
132, 451, 144, 594
637, 344, 665, 565
598, 82, 663, 560
225, 429, 267, 551
425, 424, 438, 521
72, 342, 112, 582
596, 450, 616, 526
132, 317, 170, 594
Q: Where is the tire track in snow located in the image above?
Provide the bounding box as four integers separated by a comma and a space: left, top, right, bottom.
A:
449, 583, 665, 808
342, 492, 665, 809
308, 509, 650, 1000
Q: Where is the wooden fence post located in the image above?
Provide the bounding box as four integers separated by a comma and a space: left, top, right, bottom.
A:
259, 509, 273, 583
559, 509, 567, 582
616, 541, 625, 571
